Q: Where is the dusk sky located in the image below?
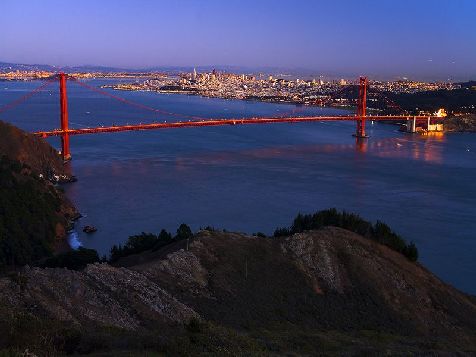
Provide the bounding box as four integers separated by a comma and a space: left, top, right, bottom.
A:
1, 0, 475, 80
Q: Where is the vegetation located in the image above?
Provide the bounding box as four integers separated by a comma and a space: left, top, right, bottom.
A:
42, 247, 100, 270
274, 208, 418, 261
109, 224, 192, 262
0, 156, 63, 269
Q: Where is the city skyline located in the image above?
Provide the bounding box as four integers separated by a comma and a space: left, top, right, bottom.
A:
1, 0, 476, 80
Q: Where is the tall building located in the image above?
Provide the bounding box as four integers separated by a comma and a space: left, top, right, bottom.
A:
192, 67, 197, 80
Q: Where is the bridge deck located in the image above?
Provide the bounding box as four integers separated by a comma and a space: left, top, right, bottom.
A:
34, 115, 435, 137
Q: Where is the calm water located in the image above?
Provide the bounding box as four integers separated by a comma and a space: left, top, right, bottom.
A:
1, 79, 475, 294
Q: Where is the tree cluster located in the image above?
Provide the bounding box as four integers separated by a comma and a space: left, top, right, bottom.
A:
109, 223, 193, 262
42, 247, 100, 270
274, 208, 418, 261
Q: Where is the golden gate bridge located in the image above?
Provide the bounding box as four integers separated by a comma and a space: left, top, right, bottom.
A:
0, 73, 442, 162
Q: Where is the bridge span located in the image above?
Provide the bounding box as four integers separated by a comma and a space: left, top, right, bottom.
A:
34, 114, 437, 137
0, 73, 443, 162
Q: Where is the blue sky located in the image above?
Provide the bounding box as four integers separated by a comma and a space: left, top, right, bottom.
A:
1, 0, 475, 79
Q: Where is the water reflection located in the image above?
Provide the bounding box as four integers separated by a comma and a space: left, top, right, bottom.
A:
355, 138, 368, 153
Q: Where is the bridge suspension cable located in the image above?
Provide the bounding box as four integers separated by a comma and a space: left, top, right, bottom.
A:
0, 79, 55, 114
69, 77, 307, 122
70, 78, 210, 121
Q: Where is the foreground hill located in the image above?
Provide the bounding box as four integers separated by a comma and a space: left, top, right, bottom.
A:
2, 228, 475, 355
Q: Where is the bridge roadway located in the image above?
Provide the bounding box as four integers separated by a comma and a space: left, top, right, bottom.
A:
34, 115, 434, 137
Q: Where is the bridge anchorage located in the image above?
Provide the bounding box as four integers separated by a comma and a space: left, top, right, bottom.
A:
27, 73, 442, 162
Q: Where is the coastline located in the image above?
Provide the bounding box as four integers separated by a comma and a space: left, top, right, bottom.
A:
102, 85, 476, 133
102, 84, 357, 111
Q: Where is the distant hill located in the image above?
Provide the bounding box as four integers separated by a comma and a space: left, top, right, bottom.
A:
458, 80, 476, 89
0, 61, 303, 76
0, 61, 135, 73
388, 88, 476, 114
0, 61, 56, 72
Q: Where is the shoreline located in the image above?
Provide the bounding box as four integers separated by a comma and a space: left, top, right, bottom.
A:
103, 84, 357, 112
102, 86, 476, 133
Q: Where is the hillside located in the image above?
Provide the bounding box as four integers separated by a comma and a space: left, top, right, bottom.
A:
0, 120, 71, 181
388, 88, 476, 114
2, 228, 475, 355
444, 114, 476, 132
0, 121, 78, 268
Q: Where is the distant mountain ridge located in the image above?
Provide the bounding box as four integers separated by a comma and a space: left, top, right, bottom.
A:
4, 60, 474, 81
0, 61, 134, 73
0, 60, 318, 77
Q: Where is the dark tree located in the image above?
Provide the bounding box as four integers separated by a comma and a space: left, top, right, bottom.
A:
176, 223, 193, 240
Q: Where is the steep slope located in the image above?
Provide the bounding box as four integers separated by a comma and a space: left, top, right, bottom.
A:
1, 228, 475, 355
0, 120, 70, 180
132, 228, 476, 350
444, 114, 476, 132
0, 121, 78, 267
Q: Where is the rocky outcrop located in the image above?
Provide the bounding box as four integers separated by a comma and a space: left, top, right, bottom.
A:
0, 263, 198, 331
280, 231, 347, 293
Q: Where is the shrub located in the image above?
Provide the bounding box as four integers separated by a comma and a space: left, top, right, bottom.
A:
176, 223, 192, 240
152, 229, 173, 251
273, 227, 291, 237
403, 242, 418, 262
42, 247, 100, 270
124, 232, 158, 253
109, 224, 194, 262
186, 317, 202, 333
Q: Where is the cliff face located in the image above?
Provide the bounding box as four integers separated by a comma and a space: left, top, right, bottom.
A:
2, 228, 475, 355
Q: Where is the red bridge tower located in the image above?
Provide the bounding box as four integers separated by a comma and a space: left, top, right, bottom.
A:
59, 73, 71, 161
354, 76, 368, 138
